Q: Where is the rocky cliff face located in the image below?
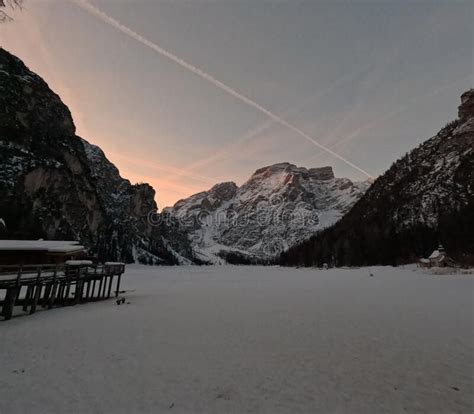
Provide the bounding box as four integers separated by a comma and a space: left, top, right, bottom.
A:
0, 48, 193, 264
281, 90, 474, 267
165, 163, 369, 263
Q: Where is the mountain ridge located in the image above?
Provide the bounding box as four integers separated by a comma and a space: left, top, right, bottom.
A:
165, 162, 370, 263
0, 47, 194, 264
280, 89, 474, 267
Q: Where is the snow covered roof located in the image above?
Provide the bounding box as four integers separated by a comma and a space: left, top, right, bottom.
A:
65, 260, 93, 266
0, 240, 85, 254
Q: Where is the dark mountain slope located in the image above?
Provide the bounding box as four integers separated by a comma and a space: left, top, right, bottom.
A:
280, 90, 474, 267
0, 47, 193, 264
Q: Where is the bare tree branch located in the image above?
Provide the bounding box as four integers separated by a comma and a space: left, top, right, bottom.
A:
0, 0, 23, 23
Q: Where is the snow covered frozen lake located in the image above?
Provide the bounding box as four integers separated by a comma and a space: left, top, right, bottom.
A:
0, 265, 472, 413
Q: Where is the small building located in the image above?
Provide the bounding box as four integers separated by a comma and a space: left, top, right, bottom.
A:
0, 240, 86, 265
429, 244, 448, 267
419, 244, 454, 268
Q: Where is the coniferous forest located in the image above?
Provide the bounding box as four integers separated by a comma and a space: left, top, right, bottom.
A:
281, 93, 474, 268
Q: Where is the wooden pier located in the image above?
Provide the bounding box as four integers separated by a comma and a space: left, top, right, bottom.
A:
0, 262, 125, 321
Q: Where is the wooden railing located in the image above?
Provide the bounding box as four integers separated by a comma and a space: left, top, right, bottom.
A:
0, 262, 125, 321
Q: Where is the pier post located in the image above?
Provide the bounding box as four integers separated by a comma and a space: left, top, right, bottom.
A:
30, 267, 43, 314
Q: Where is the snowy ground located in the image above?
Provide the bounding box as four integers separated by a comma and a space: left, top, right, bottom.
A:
0, 265, 472, 413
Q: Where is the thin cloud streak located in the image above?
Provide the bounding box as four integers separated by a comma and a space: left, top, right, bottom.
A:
108, 151, 216, 185
305, 74, 472, 167
161, 62, 374, 186
72, 0, 374, 179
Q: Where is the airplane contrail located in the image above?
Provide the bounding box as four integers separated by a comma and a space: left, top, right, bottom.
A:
163, 63, 373, 184
72, 0, 374, 179
305, 74, 473, 166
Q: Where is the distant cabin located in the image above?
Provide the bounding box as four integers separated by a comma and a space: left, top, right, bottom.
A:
0, 240, 86, 266
419, 244, 454, 268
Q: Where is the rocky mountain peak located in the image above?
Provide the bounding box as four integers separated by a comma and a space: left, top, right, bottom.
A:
0, 48, 76, 146
167, 162, 369, 263
209, 181, 238, 201
249, 163, 335, 182
0, 47, 194, 264
242, 163, 337, 200
282, 89, 474, 267
309, 166, 335, 180
459, 89, 474, 122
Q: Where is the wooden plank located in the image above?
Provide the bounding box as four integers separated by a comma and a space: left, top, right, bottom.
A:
57, 281, 65, 304
2, 286, 20, 320
63, 269, 73, 306
42, 267, 57, 307
97, 277, 104, 301
74, 277, 84, 305
115, 274, 122, 298
91, 279, 97, 300
30, 284, 42, 314
42, 283, 52, 308
85, 279, 91, 300
48, 281, 58, 309
101, 275, 108, 298
106, 275, 114, 298
22, 285, 34, 312
1, 266, 22, 320
29, 267, 43, 314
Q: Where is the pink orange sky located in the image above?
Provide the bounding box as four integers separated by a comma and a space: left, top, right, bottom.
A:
1, 0, 471, 207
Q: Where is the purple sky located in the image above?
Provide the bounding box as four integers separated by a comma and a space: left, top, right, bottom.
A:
1, 0, 472, 207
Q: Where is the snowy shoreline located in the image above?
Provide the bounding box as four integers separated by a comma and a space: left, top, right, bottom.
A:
0, 265, 472, 413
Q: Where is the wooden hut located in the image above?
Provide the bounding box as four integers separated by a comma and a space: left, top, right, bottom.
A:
418, 244, 455, 268
0, 240, 86, 266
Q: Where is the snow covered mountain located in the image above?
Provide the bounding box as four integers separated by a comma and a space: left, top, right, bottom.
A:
281, 89, 474, 267
164, 163, 369, 263
0, 47, 368, 265
0, 47, 194, 264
